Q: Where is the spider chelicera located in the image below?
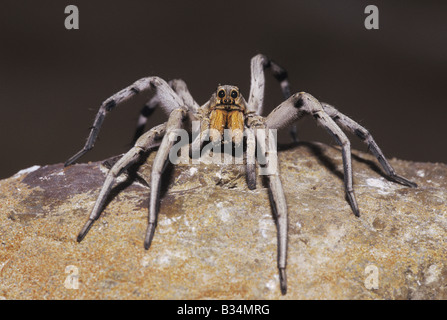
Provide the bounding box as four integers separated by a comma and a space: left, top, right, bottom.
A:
65, 54, 417, 295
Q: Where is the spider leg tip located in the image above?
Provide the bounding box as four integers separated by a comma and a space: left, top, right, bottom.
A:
77, 219, 94, 242
143, 240, 152, 250
345, 192, 360, 217
144, 223, 156, 250
405, 180, 418, 188
351, 204, 361, 217
279, 268, 287, 295
389, 174, 418, 188
76, 230, 87, 242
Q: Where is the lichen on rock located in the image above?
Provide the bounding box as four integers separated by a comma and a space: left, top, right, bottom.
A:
0, 142, 446, 299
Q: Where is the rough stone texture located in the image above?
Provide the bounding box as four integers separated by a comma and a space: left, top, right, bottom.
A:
0, 142, 446, 300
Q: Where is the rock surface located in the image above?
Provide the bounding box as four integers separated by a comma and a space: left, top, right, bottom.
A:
0, 142, 446, 299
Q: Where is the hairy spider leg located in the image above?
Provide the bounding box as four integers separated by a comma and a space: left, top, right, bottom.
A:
245, 127, 257, 189
144, 107, 188, 250
248, 54, 297, 142
321, 103, 417, 188
265, 92, 360, 216
77, 123, 167, 242
260, 127, 289, 295
246, 116, 288, 295
131, 95, 160, 145
189, 101, 211, 161
249, 54, 291, 114
132, 79, 200, 144
65, 77, 184, 167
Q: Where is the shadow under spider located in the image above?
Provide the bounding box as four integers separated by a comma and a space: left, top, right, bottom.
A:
97, 151, 173, 214
278, 141, 387, 183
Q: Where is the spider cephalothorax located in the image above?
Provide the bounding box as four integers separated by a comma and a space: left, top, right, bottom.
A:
65, 54, 417, 295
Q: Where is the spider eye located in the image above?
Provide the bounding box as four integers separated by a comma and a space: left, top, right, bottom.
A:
218, 90, 225, 98
230, 90, 238, 98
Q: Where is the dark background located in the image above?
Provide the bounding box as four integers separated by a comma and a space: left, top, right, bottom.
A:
1, 0, 446, 179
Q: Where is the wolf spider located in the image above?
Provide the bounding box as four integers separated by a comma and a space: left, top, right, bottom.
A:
65, 54, 417, 295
